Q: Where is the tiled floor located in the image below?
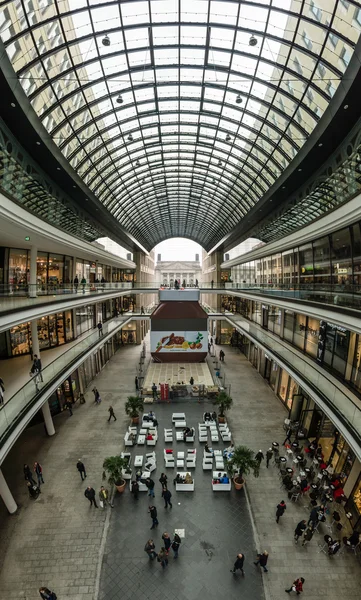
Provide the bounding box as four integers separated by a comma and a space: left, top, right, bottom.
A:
0, 342, 360, 600
144, 362, 214, 387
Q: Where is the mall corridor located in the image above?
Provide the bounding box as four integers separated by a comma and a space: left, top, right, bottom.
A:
0, 342, 360, 600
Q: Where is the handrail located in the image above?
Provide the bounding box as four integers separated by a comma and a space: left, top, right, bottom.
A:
0, 315, 130, 448
225, 314, 361, 457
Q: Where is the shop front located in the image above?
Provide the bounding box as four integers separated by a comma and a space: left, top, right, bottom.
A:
345, 472, 361, 530
8, 310, 74, 356
122, 321, 136, 344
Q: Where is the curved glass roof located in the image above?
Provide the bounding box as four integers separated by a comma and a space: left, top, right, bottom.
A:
1, 0, 361, 251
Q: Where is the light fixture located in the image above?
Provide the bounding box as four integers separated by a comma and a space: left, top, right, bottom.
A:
10, 102, 16, 107
249, 35, 257, 47
298, 168, 302, 172
116, 94, 123, 104
25, 236, 30, 241
318, 142, 323, 147
102, 35, 110, 47
136, 160, 140, 167
282, 186, 286, 189
127, 134, 133, 142
36, 141, 41, 146
57, 167, 61, 171
344, 104, 349, 110
218, 160, 223, 166
236, 94, 242, 104
226, 134, 231, 142
73, 185, 76, 188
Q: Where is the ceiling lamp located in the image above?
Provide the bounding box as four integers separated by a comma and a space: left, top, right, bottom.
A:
127, 134, 133, 142
249, 35, 257, 47
218, 160, 223, 167
102, 35, 110, 47
136, 160, 140, 167
236, 94, 243, 104
226, 134, 231, 142
116, 94, 123, 104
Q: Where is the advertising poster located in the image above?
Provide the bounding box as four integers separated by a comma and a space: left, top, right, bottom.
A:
150, 331, 207, 353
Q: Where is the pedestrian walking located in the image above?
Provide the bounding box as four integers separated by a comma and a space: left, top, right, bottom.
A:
283, 427, 292, 445
131, 480, 139, 499
285, 577, 305, 595
76, 459, 87, 480
266, 448, 273, 468
230, 553, 245, 576
254, 550, 269, 572
74, 276, 79, 292
308, 504, 325, 527
276, 500, 287, 523
141, 306, 145, 314
151, 383, 158, 399
301, 526, 314, 546
97, 321, 103, 336
294, 520, 307, 543
92, 387, 101, 404
0, 376, 5, 406
24, 463, 36, 485
159, 473, 168, 489
39, 586, 57, 599
64, 401, 73, 416
157, 547, 168, 568
162, 532, 171, 553
34, 461, 44, 485
84, 486, 98, 507
146, 477, 155, 497
135, 375, 139, 391
255, 450, 264, 464
144, 539, 157, 560
27, 481, 41, 499
149, 504, 158, 529
162, 488, 172, 508
99, 486, 114, 508
108, 406, 117, 421
171, 533, 181, 558
211, 279, 214, 288
33, 354, 43, 382
81, 276, 86, 292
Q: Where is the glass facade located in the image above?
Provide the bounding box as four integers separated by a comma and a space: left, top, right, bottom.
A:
8, 310, 74, 356
231, 219, 361, 293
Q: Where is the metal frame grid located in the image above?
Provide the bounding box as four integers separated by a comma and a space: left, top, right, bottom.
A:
1, 0, 360, 250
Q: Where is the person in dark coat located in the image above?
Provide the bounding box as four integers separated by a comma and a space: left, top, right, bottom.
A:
230, 552, 245, 576
149, 505, 158, 529
283, 427, 292, 445
24, 463, 36, 485
162, 532, 171, 553
144, 539, 157, 560
254, 550, 269, 572
301, 526, 314, 546
108, 406, 117, 421
162, 488, 172, 508
39, 587, 56, 599
146, 478, 155, 498
135, 376, 139, 391
266, 448, 273, 468
294, 520, 307, 543
131, 480, 139, 500
76, 459, 86, 480
157, 547, 168, 568
74, 276, 79, 292
27, 481, 40, 498
84, 486, 98, 507
276, 500, 287, 523
159, 473, 168, 488
255, 450, 264, 464
171, 533, 181, 558
34, 461, 44, 485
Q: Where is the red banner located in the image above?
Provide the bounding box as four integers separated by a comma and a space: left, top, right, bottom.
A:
160, 383, 169, 401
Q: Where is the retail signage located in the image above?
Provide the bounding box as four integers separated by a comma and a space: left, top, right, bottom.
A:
150, 330, 207, 353
337, 268, 348, 274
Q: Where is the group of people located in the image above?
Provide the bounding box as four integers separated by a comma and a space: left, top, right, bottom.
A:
24, 461, 44, 499
144, 532, 182, 567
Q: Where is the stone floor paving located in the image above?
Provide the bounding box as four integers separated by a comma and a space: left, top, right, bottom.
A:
0, 341, 360, 600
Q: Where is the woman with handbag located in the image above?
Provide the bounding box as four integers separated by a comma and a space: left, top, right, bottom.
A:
285, 577, 305, 595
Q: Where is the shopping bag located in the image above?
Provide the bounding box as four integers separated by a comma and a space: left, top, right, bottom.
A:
99, 500, 104, 509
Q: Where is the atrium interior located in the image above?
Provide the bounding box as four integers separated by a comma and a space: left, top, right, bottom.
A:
1, 1, 361, 599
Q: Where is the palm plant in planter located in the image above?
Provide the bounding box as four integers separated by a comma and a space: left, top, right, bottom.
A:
102, 456, 129, 493
227, 445, 260, 490
213, 391, 233, 423
125, 395, 144, 424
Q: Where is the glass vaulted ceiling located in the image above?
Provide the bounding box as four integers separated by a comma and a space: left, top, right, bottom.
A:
1, 0, 361, 251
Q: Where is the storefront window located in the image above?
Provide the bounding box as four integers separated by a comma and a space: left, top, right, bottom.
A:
38, 316, 50, 349
37, 252, 48, 288
294, 314, 306, 350
299, 243, 313, 285
352, 222, 361, 287
76, 260, 84, 279
331, 227, 352, 285
8, 249, 28, 287
313, 236, 330, 286
283, 310, 294, 343
346, 473, 361, 529
48, 254, 64, 286
122, 328, 136, 344
65, 310, 74, 341
76, 305, 95, 335
278, 369, 289, 403
287, 378, 299, 409
304, 317, 320, 359
269, 361, 279, 390
48, 314, 57, 346
64, 256, 73, 285
350, 335, 361, 392
332, 326, 350, 376
282, 250, 294, 285
56, 313, 65, 345
10, 322, 30, 355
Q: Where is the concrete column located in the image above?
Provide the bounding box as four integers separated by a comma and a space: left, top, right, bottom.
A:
29, 245, 37, 298
42, 401, 55, 436
72, 256, 77, 283
0, 469, 17, 514
30, 319, 40, 358
110, 266, 113, 283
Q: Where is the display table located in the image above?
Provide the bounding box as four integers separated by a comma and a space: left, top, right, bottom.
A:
137, 435, 145, 445
175, 420, 186, 428
176, 432, 184, 442
212, 471, 231, 491
134, 455, 143, 467
172, 412, 186, 423
175, 472, 195, 492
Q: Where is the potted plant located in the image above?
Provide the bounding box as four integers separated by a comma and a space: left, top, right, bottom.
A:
102, 456, 129, 493
227, 446, 260, 490
213, 391, 233, 423
125, 395, 144, 424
